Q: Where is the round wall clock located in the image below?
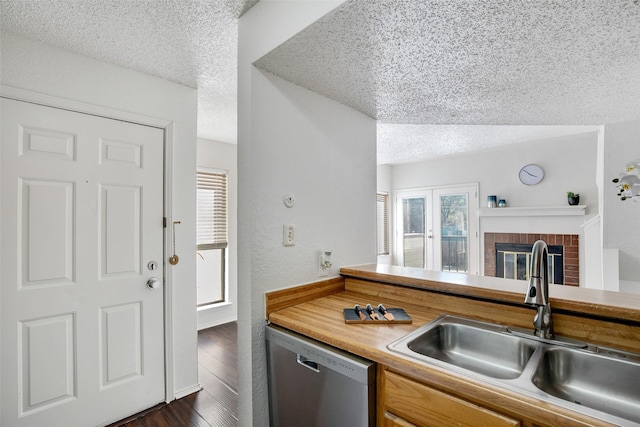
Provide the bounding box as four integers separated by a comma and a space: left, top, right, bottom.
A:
518, 164, 544, 185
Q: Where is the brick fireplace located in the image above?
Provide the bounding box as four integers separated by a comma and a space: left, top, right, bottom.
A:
484, 233, 579, 286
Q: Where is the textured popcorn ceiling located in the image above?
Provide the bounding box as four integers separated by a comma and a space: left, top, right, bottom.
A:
256, 0, 640, 164
377, 124, 601, 164
3, 1, 640, 160
0, 0, 259, 144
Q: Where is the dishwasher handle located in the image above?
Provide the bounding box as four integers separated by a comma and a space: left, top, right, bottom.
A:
296, 354, 320, 372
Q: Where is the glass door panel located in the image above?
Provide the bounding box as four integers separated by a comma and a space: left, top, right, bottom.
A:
438, 193, 469, 273
402, 197, 426, 268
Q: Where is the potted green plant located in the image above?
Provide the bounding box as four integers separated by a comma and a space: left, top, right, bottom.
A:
567, 191, 580, 205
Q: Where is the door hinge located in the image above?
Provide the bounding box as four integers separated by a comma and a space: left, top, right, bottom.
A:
163, 217, 167, 228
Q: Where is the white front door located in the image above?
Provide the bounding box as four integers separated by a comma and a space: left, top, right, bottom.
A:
1, 98, 165, 427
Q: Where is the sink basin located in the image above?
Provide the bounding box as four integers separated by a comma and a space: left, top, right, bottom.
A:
532, 347, 640, 424
388, 315, 640, 426
390, 316, 537, 379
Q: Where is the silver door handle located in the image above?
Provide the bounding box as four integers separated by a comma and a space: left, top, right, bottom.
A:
147, 277, 161, 290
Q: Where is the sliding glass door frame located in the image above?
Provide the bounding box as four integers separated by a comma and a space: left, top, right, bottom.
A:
394, 184, 480, 275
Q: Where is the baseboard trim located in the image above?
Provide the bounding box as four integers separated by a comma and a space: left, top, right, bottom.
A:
198, 315, 237, 330
173, 384, 203, 401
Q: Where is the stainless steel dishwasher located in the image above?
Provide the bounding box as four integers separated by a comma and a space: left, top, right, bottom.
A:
265, 324, 376, 427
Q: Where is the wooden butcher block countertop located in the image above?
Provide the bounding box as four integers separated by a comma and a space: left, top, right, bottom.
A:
266, 265, 640, 427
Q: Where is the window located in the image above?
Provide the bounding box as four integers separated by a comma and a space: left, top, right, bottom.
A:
376, 192, 389, 255
197, 170, 228, 306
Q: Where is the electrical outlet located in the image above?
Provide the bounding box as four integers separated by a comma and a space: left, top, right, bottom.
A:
318, 254, 328, 277
283, 224, 295, 246
318, 250, 332, 277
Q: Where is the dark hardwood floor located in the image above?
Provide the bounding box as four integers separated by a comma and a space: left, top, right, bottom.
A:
110, 322, 238, 427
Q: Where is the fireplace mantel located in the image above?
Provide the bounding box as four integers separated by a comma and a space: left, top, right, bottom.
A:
478, 205, 586, 217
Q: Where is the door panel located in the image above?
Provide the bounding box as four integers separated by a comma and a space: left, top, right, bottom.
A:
21, 179, 75, 287
397, 193, 434, 269
102, 185, 141, 276
100, 138, 142, 167
100, 302, 142, 387
19, 313, 76, 416
398, 194, 433, 269
2, 98, 165, 427
402, 197, 425, 268
19, 125, 76, 160
434, 188, 475, 274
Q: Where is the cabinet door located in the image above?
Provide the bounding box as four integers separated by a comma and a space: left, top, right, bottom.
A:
383, 370, 520, 427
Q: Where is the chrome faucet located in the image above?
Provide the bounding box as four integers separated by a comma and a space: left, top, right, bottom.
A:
524, 240, 554, 339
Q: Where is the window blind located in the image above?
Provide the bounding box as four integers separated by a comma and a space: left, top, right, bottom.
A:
197, 171, 228, 250
376, 192, 389, 255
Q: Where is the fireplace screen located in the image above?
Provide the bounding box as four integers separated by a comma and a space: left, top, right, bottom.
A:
495, 243, 564, 285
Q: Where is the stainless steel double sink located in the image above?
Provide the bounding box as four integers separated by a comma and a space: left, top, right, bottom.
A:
387, 315, 640, 426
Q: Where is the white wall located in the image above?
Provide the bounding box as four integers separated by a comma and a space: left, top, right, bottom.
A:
238, 2, 374, 426
391, 131, 599, 210
386, 131, 599, 281
196, 138, 238, 329
603, 119, 640, 293
1, 32, 199, 398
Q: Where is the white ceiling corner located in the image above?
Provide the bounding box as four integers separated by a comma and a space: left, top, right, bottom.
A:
0, 0, 260, 145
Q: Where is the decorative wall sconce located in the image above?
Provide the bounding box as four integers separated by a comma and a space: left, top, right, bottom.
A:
613, 159, 640, 202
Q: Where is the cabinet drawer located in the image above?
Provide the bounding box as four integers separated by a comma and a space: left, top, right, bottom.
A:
383, 370, 520, 427
383, 411, 418, 427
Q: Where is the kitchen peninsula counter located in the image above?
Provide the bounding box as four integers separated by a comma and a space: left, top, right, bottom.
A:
340, 264, 640, 322
266, 264, 640, 427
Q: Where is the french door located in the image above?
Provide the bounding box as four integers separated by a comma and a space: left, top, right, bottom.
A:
395, 185, 479, 274
1, 98, 166, 426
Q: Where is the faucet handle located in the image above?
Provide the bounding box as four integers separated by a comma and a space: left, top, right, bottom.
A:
525, 276, 548, 306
